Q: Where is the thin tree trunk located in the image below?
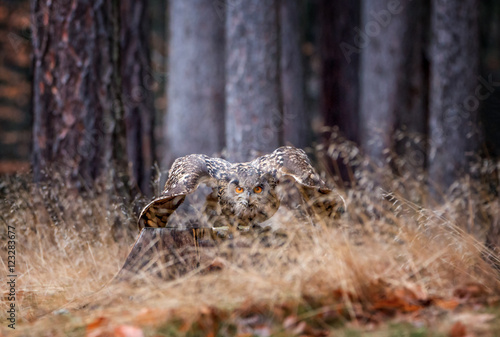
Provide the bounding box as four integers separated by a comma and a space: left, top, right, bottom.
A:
165, 0, 225, 167
428, 0, 480, 194
31, 0, 128, 192
281, 0, 310, 148
320, 0, 360, 143
121, 0, 155, 196
225, 0, 282, 162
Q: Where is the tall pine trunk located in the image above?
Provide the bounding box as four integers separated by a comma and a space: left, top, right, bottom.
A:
165, 0, 225, 167
320, 0, 360, 143
31, 0, 128, 193
225, 0, 282, 162
281, 0, 310, 148
428, 0, 480, 194
359, 0, 427, 169
120, 0, 155, 196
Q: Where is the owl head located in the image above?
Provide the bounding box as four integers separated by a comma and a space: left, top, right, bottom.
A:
217, 166, 279, 226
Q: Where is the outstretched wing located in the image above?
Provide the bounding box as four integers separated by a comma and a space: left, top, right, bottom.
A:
252, 146, 330, 191
138, 154, 230, 228
252, 146, 345, 219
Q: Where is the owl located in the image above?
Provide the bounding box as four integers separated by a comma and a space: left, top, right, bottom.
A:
138, 146, 344, 229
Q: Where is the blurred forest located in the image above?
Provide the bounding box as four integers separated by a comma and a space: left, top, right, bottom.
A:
1, 0, 500, 197
3, 1, 500, 334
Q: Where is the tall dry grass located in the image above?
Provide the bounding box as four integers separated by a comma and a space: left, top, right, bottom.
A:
1, 139, 500, 336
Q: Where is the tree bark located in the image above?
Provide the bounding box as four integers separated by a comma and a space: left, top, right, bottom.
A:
428, 0, 480, 194
394, 1, 429, 173
225, 0, 282, 162
121, 0, 155, 196
320, 0, 360, 143
31, 0, 128, 192
359, 0, 426, 169
165, 0, 225, 167
0, 0, 32, 174
281, 0, 310, 148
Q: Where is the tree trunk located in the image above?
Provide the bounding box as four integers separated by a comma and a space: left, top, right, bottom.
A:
121, 0, 155, 196
165, 0, 225, 167
428, 0, 480, 194
359, 0, 426, 168
320, 0, 360, 143
281, 0, 310, 148
225, 0, 282, 162
31, 0, 128, 192
394, 1, 429, 174
0, 0, 32, 174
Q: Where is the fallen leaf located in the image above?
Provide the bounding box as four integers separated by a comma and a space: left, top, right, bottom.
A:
449, 321, 467, 337
453, 283, 488, 300
372, 287, 423, 313
434, 298, 460, 310
86, 317, 109, 332
114, 325, 144, 337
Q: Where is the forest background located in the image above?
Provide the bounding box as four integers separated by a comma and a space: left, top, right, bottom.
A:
2, 0, 500, 335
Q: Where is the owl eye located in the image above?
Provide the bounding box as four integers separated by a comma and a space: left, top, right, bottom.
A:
253, 186, 263, 194
235, 186, 244, 194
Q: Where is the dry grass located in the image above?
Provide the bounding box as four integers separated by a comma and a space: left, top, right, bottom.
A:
1, 142, 500, 336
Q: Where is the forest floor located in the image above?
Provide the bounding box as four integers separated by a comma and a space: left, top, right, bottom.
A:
1, 161, 500, 337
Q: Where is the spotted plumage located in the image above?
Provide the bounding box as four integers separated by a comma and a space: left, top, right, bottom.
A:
138, 146, 344, 229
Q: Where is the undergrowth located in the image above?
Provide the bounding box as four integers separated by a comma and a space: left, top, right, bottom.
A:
1, 139, 500, 336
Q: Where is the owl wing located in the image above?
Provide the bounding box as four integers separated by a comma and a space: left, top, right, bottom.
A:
138, 154, 230, 228
253, 146, 345, 219
252, 146, 329, 191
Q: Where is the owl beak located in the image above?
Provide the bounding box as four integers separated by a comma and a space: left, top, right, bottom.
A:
239, 192, 250, 207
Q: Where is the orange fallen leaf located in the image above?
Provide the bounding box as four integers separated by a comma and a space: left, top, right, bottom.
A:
372, 287, 424, 313
434, 298, 460, 310
86, 317, 109, 332
449, 321, 467, 337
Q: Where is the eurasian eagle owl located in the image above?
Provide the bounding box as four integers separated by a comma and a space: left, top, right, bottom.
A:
139, 146, 344, 229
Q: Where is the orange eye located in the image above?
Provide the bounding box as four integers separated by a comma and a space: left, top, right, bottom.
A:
235, 186, 244, 194
253, 186, 263, 194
